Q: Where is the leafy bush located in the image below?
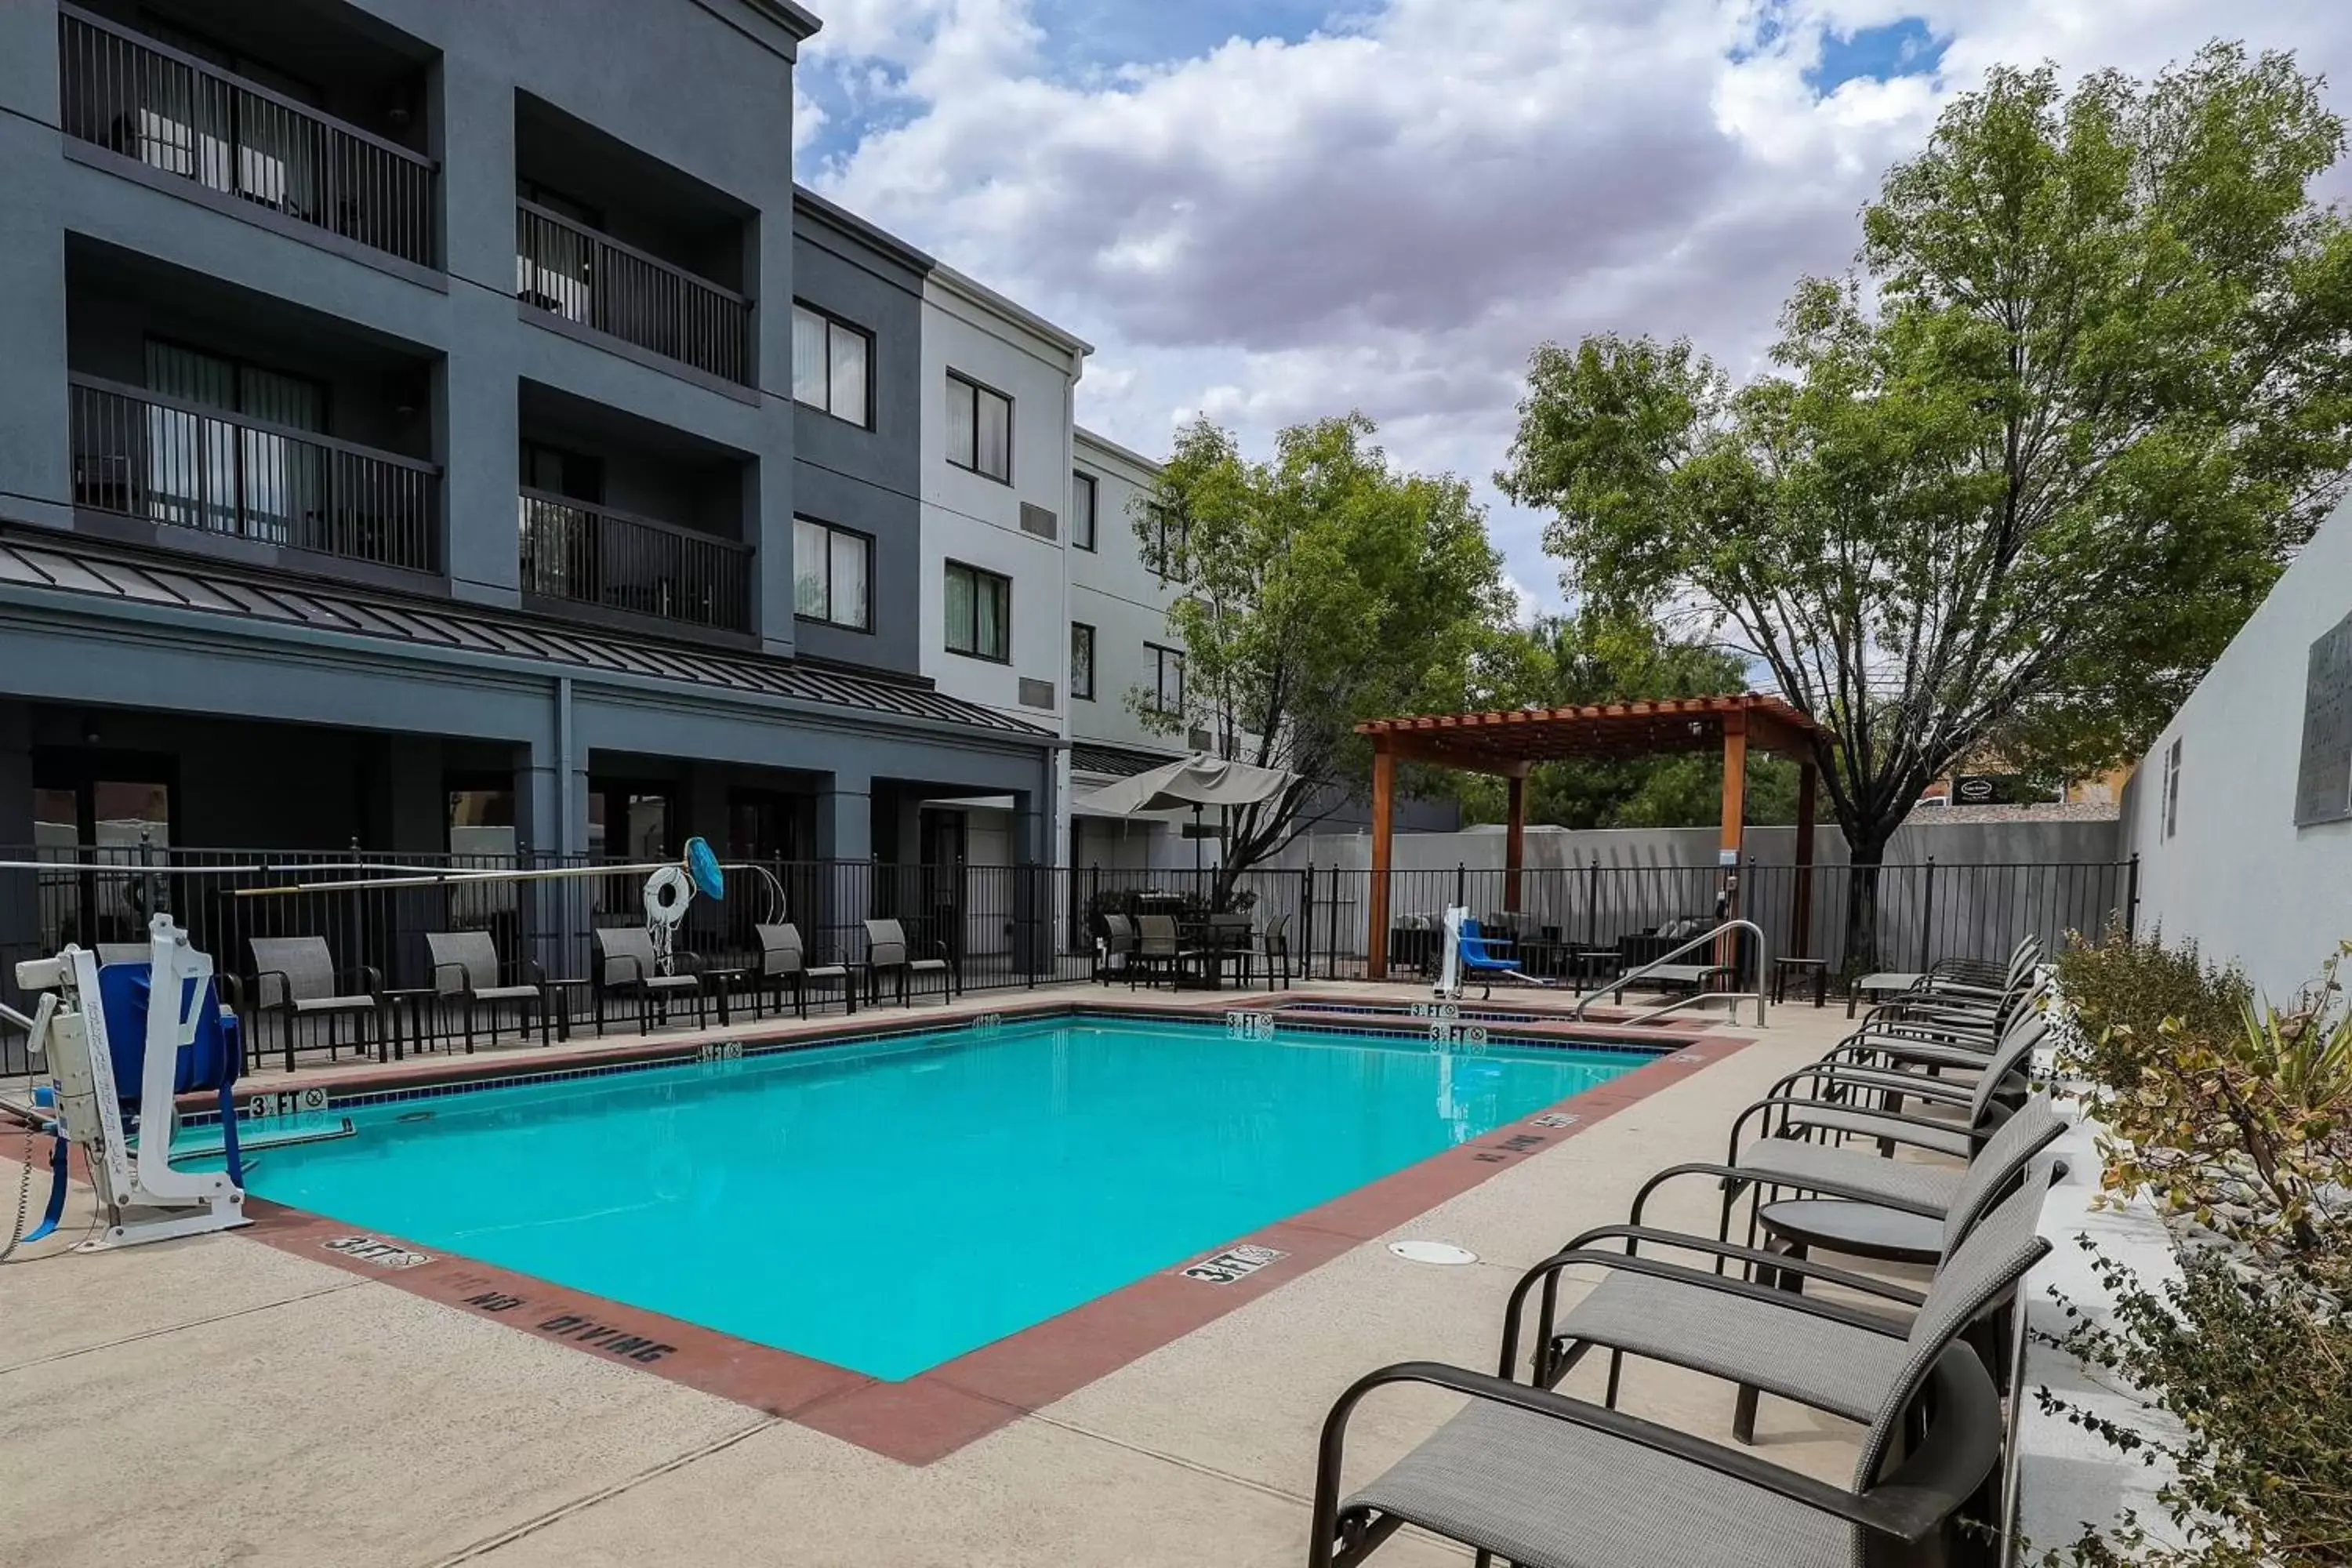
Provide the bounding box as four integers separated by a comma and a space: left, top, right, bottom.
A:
2054, 921, 2251, 1095
2041, 1244, 2352, 1567
2062, 935, 2352, 1261
2044, 937, 2352, 1566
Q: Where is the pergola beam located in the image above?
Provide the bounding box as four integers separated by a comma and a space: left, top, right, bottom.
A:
1353, 695, 1837, 987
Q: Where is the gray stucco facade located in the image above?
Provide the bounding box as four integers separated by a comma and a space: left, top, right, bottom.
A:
0, 0, 1058, 932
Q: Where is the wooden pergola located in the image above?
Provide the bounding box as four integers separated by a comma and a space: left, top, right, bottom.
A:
1355, 695, 1833, 980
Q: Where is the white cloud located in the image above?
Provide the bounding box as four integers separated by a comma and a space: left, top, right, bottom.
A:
798, 0, 2352, 603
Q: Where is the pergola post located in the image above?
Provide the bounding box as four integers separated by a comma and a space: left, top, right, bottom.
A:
1503, 767, 1527, 913
1718, 711, 1747, 913
1367, 740, 1396, 981
1791, 758, 1818, 959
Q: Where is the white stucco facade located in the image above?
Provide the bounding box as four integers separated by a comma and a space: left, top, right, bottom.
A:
915, 264, 1088, 732
2122, 495, 2352, 1004
1069, 426, 1202, 872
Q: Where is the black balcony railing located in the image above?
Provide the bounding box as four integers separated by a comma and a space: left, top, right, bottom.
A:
71, 376, 440, 572
519, 489, 753, 635
516, 201, 753, 386
58, 6, 436, 268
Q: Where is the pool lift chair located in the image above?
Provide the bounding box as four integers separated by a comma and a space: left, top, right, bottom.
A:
1433, 906, 1559, 1002
5, 913, 252, 1251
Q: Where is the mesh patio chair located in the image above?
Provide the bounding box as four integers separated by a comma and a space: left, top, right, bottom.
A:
593, 926, 703, 1035
1130, 913, 1181, 989
1255, 911, 1294, 989
425, 930, 548, 1051
863, 917, 953, 1007
1096, 912, 1138, 984
247, 935, 382, 1072
1311, 1334, 2012, 1568
756, 922, 852, 1018
1526, 1135, 2060, 1445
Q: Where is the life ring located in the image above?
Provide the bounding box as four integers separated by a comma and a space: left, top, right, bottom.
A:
643, 865, 695, 926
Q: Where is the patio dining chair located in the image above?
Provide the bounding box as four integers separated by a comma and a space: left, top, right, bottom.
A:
246, 935, 382, 1072
1096, 912, 1138, 984
1130, 913, 1182, 989
756, 921, 853, 1018
425, 930, 549, 1051
593, 926, 704, 1035
864, 917, 953, 1007
1254, 911, 1293, 989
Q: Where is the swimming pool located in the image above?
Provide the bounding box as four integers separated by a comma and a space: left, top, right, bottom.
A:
198, 1016, 1650, 1380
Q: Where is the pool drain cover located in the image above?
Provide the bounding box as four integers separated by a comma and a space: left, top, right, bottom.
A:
1388, 1240, 1478, 1266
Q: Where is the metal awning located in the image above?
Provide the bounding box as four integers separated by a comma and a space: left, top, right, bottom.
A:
0, 532, 1055, 740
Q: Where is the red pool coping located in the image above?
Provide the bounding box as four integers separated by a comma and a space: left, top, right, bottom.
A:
230, 1027, 1748, 1465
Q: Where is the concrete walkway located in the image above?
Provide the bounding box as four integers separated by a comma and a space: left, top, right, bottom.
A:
0, 993, 1864, 1567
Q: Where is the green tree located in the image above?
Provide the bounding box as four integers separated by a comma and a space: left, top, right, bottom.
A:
1132, 412, 1512, 902
1460, 614, 1805, 829
1501, 44, 2352, 964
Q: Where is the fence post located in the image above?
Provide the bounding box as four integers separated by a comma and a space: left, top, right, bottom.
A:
1300, 864, 1315, 982
1584, 856, 1600, 948
1918, 855, 1937, 971
2124, 853, 2140, 938
1327, 863, 1341, 977
1454, 861, 1467, 909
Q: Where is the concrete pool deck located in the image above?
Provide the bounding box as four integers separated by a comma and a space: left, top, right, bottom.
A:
1, 985, 1868, 1567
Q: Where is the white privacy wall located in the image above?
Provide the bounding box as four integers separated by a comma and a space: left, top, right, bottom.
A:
2121, 495, 2352, 1005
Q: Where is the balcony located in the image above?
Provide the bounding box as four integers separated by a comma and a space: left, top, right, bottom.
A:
57, 5, 436, 270
71, 375, 439, 574
515, 202, 753, 387
518, 492, 752, 637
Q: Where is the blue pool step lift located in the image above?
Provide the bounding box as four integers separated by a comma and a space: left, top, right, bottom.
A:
6, 915, 254, 1252
1433, 907, 1562, 1002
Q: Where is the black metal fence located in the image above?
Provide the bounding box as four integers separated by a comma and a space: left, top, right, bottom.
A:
0, 847, 2134, 1076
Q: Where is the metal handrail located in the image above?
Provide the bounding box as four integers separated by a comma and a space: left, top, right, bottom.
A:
70, 376, 439, 472
515, 199, 752, 307
1572, 917, 1768, 1026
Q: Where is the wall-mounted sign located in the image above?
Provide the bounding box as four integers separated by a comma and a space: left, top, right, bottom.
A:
2296, 610, 2352, 827
1955, 775, 1998, 804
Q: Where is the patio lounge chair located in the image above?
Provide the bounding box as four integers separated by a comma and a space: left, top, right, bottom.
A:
247, 935, 381, 1072
425, 931, 549, 1051
593, 926, 704, 1034
864, 917, 953, 1006
1530, 1130, 2060, 1443
756, 922, 852, 1018
1310, 1339, 2009, 1568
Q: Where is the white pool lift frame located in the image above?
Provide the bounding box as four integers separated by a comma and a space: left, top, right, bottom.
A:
10, 913, 248, 1250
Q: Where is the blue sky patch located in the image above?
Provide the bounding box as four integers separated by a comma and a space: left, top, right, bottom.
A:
1807, 16, 1946, 92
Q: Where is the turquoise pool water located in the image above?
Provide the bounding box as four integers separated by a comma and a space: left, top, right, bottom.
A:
201, 1018, 1646, 1379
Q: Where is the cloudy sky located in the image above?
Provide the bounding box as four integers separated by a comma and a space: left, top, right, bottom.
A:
793, 0, 2352, 616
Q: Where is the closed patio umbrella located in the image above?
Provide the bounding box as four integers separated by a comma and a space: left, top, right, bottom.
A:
1077, 753, 1297, 878
1076, 753, 1293, 816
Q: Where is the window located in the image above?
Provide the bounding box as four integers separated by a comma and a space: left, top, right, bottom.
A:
1070, 622, 1096, 700
1072, 471, 1098, 550
141, 339, 328, 540
793, 304, 872, 426
946, 372, 1012, 482
1145, 642, 1186, 715
945, 561, 1011, 661
1147, 504, 1189, 583
793, 517, 872, 630
2162, 737, 2183, 840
